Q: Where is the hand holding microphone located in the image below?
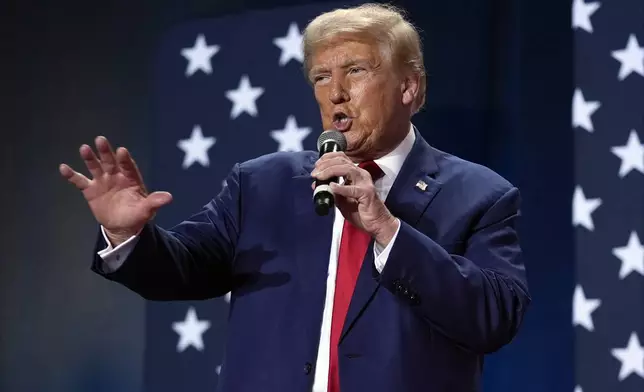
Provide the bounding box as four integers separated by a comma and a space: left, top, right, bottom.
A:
311, 131, 399, 245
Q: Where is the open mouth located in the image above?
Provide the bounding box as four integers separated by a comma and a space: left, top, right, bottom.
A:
332, 112, 352, 131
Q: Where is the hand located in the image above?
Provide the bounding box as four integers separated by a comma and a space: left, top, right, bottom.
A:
59, 136, 172, 245
311, 152, 399, 245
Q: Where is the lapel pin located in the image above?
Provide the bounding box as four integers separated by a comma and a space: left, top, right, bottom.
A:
415, 180, 428, 191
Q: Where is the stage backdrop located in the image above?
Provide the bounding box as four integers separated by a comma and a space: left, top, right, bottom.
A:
1, 0, 586, 391
144, 1, 573, 391
573, 0, 644, 391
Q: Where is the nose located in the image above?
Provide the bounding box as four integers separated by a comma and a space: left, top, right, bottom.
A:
328, 77, 349, 104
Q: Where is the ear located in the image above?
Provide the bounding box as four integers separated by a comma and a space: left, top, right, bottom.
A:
401, 72, 420, 106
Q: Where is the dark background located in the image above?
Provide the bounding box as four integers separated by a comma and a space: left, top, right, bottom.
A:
1, 0, 572, 391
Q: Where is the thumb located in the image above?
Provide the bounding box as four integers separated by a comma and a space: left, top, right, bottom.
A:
146, 191, 173, 210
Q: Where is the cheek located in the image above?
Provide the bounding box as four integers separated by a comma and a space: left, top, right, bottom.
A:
315, 92, 332, 115
314, 89, 324, 107
354, 84, 389, 122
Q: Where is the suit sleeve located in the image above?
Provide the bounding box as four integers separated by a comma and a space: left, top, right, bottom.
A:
377, 186, 531, 354
90, 163, 243, 301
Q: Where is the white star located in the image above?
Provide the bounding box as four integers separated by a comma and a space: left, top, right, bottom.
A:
172, 307, 211, 352
611, 129, 644, 177
572, 284, 601, 331
572, 0, 600, 33
572, 186, 602, 231
270, 115, 312, 152
611, 332, 644, 381
611, 34, 644, 81
180, 34, 220, 77
177, 125, 216, 169
225, 75, 265, 119
273, 22, 304, 66
612, 231, 644, 279
572, 88, 601, 133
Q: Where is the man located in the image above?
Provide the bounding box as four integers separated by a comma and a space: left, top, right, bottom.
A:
60, 3, 530, 392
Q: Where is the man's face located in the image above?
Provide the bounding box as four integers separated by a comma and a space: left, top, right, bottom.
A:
308, 37, 412, 162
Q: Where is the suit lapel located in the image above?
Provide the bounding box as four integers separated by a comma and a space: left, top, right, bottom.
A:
340, 130, 443, 342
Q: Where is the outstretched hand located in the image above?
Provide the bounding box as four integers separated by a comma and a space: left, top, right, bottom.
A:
311, 152, 399, 246
59, 136, 172, 245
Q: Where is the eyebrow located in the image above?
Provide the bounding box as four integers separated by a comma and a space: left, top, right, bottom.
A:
309, 59, 371, 77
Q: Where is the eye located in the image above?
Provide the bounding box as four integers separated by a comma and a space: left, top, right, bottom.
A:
313, 74, 329, 84
349, 67, 365, 74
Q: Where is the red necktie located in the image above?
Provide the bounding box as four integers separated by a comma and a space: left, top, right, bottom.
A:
327, 160, 384, 392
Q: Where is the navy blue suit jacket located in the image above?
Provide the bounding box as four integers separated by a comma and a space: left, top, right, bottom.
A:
91, 129, 531, 392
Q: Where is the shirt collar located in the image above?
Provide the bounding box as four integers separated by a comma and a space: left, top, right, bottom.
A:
373, 123, 416, 181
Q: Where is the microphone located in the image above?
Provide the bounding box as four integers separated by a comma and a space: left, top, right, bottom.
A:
313, 130, 347, 216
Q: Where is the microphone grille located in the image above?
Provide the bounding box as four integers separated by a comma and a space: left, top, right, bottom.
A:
317, 130, 347, 152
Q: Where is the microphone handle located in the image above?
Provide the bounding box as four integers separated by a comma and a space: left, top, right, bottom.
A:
313, 141, 342, 216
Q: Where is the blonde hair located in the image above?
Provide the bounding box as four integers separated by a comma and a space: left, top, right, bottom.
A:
302, 3, 426, 113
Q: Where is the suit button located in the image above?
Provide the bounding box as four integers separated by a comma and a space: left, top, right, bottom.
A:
304, 362, 312, 375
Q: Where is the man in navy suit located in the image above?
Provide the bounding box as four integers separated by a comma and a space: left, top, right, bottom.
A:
60, 3, 530, 391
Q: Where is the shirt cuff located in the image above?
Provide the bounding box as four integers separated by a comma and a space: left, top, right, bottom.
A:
373, 218, 401, 273
97, 226, 141, 273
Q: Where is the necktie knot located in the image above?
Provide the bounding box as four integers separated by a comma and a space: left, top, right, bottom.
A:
359, 160, 384, 181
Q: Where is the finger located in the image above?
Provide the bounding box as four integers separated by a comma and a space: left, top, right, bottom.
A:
317, 151, 349, 160
313, 163, 361, 182
314, 155, 353, 173
95, 136, 118, 174
116, 147, 145, 187
79, 144, 103, 178
145, 191, 173, 210
315, 152, 352, 165
330, 182, 361, 199
59, 163, 91, 190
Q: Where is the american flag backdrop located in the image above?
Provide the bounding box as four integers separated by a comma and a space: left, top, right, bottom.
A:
143, 2, 358, 391
116, 0, 644, 390
572, 0, 644, 391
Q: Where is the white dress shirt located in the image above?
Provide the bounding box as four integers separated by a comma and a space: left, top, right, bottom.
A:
97, 124, 416, 392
